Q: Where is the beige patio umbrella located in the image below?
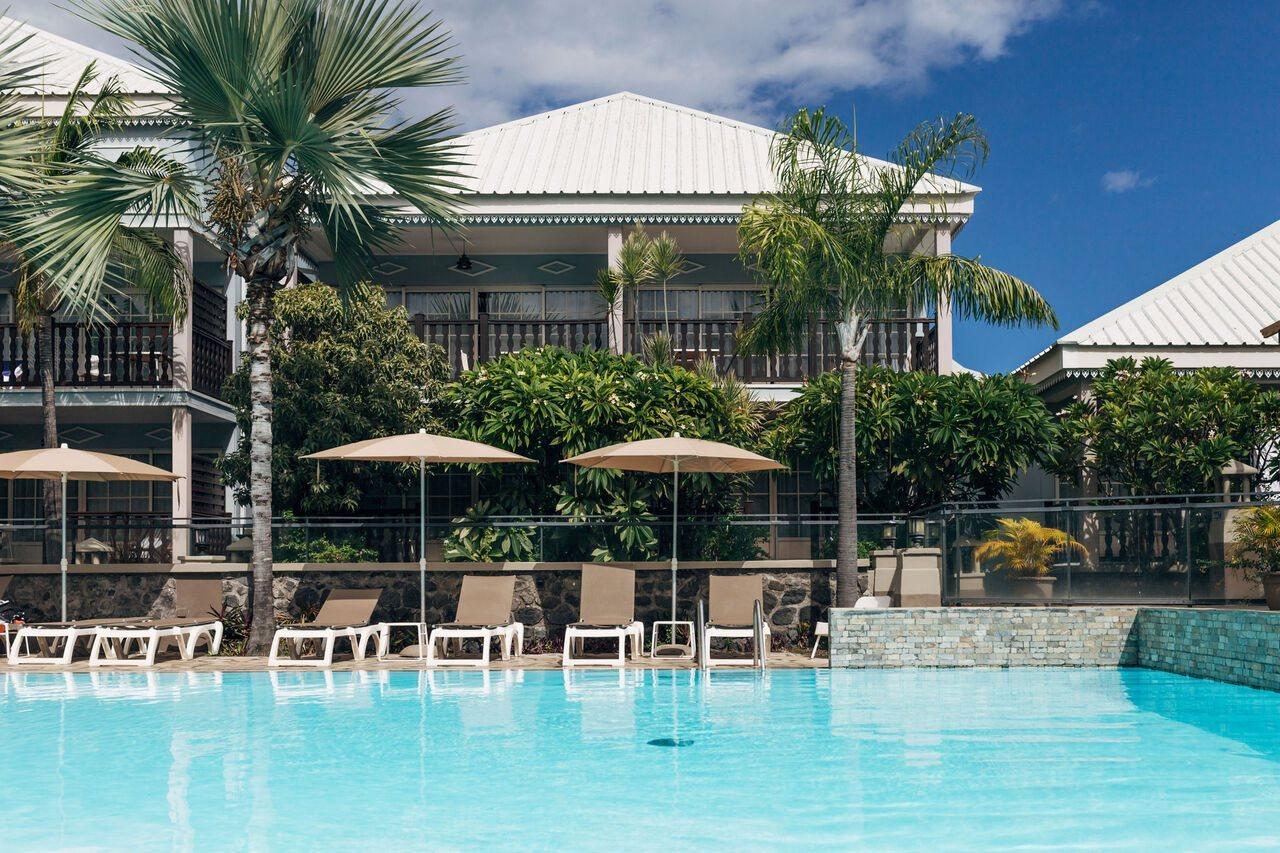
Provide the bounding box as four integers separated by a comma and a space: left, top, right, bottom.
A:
0, 444, 181, 621
562, 433, 782, 642
303, 429, 534, 621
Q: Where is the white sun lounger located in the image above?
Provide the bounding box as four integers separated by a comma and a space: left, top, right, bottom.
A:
269, 589, 384, 667
701, 574, 771, 668
563, 564, 644, 668
90, 578, 226, 667
426, 575, 519, 668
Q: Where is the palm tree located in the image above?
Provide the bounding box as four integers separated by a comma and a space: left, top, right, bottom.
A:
11, 64, 189, 558
737, 108, 1057, 607
22, 0, 462, 653
973, 518, 1085, 577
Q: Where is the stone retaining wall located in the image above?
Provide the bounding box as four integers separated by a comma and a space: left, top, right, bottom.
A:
1137, 608, 1280, 692
830, 607, 1140, 668
2, 567, 836, 644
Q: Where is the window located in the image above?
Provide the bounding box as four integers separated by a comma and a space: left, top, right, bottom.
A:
0, 291, 11, 322
545, 290, 607, 320
481, 291, 541, 320
638, 289, 698, 320
404, 291, 469, 320
701, 290, 764, 319
83, 452, 172, 514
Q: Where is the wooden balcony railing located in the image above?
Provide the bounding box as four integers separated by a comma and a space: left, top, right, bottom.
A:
0, 321, 173, 388
410, 314, 608, 376
408, 314, 938, 380
192, 329, 232, 399
0, 321, 235, 396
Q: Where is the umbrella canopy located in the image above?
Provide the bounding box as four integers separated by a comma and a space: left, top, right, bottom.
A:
302, 431, 533, 465
303, 429, 533, 625
0, 445, 181, 621
563, 433, 782, 654
0, 446, 182, 482
562, 435, 782, 474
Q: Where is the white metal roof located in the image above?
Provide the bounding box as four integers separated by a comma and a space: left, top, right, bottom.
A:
452, 92, 978, 198
3, 17, 167, 96
1061, 219, 1280, 347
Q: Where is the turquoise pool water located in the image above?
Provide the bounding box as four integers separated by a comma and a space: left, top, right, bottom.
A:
3, 667, 1279, 850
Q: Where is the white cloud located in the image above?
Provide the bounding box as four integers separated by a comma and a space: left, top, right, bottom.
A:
1101, 169, 1155, 193
10, 0, 1064, 129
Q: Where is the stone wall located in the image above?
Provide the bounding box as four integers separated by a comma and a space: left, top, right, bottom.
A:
1137, 608, 1280, 692
830, 607, 1140, 668
3, 566, 836, 645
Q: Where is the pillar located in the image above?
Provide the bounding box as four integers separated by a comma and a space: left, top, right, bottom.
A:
171, 228, 195, 391
171, 406, 193, 561
607, 226, 624, 354
932, 227, 954, 375
171, 228, 195, 561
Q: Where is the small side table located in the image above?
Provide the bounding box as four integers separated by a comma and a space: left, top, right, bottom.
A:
650, 620, 695, 660
373, 622, 431, 660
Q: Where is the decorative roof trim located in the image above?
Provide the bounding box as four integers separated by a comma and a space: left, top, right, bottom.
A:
388, 212, 971, 227
1030, 365, 1280, 395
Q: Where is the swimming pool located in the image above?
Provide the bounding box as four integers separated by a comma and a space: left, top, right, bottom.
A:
3, 667, 1279, 850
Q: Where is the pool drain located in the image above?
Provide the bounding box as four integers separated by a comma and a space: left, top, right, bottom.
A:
647, 737, 694, 748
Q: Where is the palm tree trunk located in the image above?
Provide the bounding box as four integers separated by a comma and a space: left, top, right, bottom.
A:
243, 280, 276, 655
836, 352, 860, 606
37, 312, 60, 564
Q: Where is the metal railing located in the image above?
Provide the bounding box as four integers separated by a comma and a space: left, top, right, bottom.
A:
0, 513, 911, 566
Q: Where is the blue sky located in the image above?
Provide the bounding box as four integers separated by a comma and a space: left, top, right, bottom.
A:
16, 1, 1280, 374
826, 2, 1280, 372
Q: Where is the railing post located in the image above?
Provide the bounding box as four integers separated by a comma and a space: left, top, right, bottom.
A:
807, 315, 818, 379
738, 316, 752, 382
477, 313, 489, 363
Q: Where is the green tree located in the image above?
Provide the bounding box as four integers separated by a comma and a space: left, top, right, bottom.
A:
440, 347, 763, 561
221, 282, 448, 513
738, 108, 1057, 605
1052, 357, 1280, 495
767, 366, 1058, 512
26, 0, 462, 652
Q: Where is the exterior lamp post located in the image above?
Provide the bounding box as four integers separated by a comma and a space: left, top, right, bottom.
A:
880, 522, 897, 549
908, 516, 926, 547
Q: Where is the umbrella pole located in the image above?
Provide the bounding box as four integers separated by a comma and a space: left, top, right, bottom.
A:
60, 471, 68, 622
670, 461, 679, 634
419, 459, 427, 624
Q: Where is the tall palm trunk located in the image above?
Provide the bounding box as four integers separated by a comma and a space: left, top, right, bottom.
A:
835, 313, 862, 607
244, 279, 276, 654
37, 311, 60, 563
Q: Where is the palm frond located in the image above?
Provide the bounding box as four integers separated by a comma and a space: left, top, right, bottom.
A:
892, 253, 1058, 328
13, 146, 199, 319
108, 227, 189, 321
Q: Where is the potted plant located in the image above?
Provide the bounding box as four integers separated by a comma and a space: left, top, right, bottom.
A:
1228, 506, 1280, 610
973, 518, 1085, 601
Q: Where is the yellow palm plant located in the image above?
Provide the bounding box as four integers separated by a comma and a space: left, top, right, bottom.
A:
973, 518, 1085, 577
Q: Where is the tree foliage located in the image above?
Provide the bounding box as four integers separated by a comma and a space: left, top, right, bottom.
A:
765, 366, 1058, 512
1050, 357, 1280, 496
440, 347, 764, 561
222, 282, 448, 512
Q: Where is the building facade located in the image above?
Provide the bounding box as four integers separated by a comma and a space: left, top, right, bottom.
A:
0, 24, 977, 563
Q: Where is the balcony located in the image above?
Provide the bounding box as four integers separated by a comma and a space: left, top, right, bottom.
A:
0, 322, 232, 399
410, 314, 938, 381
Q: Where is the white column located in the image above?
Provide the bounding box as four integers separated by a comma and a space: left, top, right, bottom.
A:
171, 406, 193, 561
607, 226, 624, 354
171, 228, 195, 390
933, 227, 954, 375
